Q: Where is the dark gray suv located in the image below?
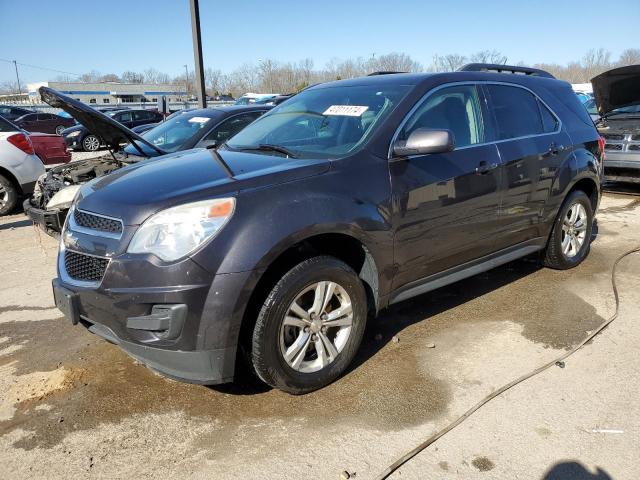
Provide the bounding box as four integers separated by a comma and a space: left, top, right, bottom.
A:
52, 64, 603, 394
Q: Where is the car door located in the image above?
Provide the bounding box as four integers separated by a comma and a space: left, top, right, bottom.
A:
116, 111, 134, 128
196, 111, 265, 148
390, 83, 503, 290
482, 83, 573, 249
19, 113, 38, 131
38, 113, 55, 133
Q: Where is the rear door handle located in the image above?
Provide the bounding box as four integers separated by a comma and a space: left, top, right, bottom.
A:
547, 142, 564, 155
475, 161, 498, 175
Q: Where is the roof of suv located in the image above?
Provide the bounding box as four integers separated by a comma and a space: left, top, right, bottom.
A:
309, 70, 566, 91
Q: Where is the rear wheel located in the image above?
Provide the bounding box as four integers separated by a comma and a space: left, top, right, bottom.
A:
251, 256, 367, 394
0, 174, 18, 216
544, 190, 593, 269
82, 134, 100, 152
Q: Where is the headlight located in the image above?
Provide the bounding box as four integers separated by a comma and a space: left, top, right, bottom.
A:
127, 198, 235, 261
66, 130, 81, 138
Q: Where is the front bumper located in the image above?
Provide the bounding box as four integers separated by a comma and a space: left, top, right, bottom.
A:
53, 259, 255, 385
23, 198, 65, 235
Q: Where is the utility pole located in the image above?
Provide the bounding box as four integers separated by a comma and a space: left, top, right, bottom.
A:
184, 64, 189, 100
189, 0, 206, 108
13, 60, 22, 95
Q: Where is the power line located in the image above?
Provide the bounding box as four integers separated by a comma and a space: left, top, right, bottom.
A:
0, 58, 81, 77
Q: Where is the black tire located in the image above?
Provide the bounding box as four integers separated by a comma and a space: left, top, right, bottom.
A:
82, 134, 100, 152
55, 125, 65, 135
0, 174, 18, 216
544, 190, 593, 270
251, 256, 367, 394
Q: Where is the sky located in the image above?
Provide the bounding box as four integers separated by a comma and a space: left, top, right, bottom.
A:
1, 0, 639, 85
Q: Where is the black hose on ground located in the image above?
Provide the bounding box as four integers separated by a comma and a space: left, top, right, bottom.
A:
374, 246, 640, 480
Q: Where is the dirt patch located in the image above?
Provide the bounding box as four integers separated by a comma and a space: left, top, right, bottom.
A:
2, 330, 450, 451
0, 365, 72, 421
598, 197, 640, 214
472, 456, 495, 471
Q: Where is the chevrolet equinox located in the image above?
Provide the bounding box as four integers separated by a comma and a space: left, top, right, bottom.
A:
52, 64, 603, 394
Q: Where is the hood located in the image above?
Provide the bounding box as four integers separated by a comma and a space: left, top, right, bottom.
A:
77, 148, 330, 225
38, 86, 164, 156
591, 65, 640, 116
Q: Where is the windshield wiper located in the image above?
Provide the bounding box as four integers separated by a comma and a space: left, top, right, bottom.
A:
235, 144, 298, 158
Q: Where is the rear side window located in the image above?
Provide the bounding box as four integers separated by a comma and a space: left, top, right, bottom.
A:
485, 85, 545, 140
539, 100, 559, 133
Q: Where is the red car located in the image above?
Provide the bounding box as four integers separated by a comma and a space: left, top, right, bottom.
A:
29, 132, 71, 165
13, 112, 75, 135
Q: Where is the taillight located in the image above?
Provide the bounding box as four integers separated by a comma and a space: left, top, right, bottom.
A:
7, 133, 35, 155
598, 136, 606, 162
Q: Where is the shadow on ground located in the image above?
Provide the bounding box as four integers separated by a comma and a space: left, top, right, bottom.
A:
543, 461, 613, 480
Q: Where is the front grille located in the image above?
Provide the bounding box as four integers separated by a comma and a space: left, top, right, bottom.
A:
74, 209, 122, 234
603, 133, 625, 140
605, 143, 623, 151
64, 250, 109, 282
632, 134, 640, 141
629, 145, 640, 151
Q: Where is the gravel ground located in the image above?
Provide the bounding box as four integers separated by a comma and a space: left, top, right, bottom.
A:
1, 190, 640, 479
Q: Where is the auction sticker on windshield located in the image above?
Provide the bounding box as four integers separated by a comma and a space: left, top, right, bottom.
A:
323, 105, 369, 117
188, 117, 211, 124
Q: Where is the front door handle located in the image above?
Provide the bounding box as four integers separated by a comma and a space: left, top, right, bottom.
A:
475, 161, 498, 175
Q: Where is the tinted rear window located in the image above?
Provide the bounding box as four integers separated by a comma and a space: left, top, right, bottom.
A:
0, 116, 17, 132
485, 84, 545, 140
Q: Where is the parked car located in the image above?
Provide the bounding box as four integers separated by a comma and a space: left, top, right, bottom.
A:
130, 123, 159, 135
254, 94, 294, 105
62, 108, 164, 151
0, 105, 34, 122
0, 115, 45, 215
234, 93, 279, 105
592, 64, 640, 183
583, 98, 600, 122
29, 133, 71, 165
13, 112, 75, 135
24, 87, 271, 234
51, 64, 603, 394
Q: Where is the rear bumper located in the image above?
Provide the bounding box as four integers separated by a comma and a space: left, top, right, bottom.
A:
23, 198, 65, 234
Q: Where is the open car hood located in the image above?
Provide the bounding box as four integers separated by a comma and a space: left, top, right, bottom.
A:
38, 86, 164, 155
591, 65, 640, 116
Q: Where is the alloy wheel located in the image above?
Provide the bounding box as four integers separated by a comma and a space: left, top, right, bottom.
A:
55, 125, 65, 135
279, 281, 353, 373
0, 185, 7, 208
561, 202, 587, 258
83, 135, 100, 151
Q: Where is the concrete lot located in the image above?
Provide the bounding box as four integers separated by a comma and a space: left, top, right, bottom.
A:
1, 191, 639, 480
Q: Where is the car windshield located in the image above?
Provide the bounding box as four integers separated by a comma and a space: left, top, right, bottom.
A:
226, 84, 410, 159
584, 99, 598, 115
124, 110, 219, 156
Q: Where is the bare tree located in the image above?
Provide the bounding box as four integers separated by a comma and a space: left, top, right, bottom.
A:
431, 53, 467, 72
121, 70, 144, 84
617, 48, 640, 67
369, 52, 423, 73
100, 73, 120, 82
469, 49, 507, 64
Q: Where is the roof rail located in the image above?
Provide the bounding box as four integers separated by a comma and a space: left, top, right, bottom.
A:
367, 71, 407, 76
458, 63, 555, 79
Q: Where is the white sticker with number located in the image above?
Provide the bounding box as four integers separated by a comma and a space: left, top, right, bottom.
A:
188, 116, 210, 123
323, 105, 369, 117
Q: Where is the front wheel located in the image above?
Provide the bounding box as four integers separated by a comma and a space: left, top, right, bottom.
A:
251, 256, 367, 394
55, 125, 65, 135
544, 190, 593, 269
82, 134, 100, 152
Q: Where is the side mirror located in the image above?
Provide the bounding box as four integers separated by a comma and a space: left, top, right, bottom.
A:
393, 128, 455, 157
